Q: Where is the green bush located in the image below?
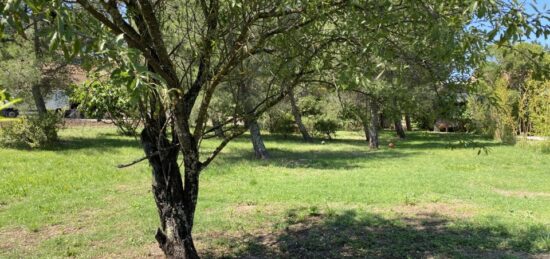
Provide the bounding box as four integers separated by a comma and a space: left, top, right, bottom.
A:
72, 77, 140, 136
314, 118, 339, 139
0, 113, 63, 148
264, 111, 296, 136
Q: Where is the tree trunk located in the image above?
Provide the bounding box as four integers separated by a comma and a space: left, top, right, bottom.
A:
288, 89, 312, 142
394, 118, 406, 139
31, 83, 47, 116
405, 114, 412, 131
363, 122, 370, 142
31, 15, 48, 117
141, 127, 200, 259
368, 99, 379, 149
248, 120, 269, 159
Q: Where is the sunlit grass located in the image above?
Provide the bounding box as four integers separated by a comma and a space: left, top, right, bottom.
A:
0, 126, 549, 257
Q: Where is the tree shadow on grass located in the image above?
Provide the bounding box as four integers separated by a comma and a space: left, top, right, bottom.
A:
200, 209, 549, 259
47, 136, 140, 153
219, 147, 418, 170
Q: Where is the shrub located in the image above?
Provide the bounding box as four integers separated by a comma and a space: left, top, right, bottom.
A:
264, 111, 296, 136
73, 77, 140, 136
0, 113, 63, 148
465, 78, 517, 144
314, 118, 339, 139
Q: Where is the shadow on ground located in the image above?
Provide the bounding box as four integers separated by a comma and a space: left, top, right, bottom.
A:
199, 209, 549, 259
219, 147, 417, 170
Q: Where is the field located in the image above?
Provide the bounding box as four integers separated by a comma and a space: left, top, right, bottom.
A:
1, 126, 549, 258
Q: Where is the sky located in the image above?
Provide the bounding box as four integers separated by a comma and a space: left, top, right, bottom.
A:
523, 0, 550, 47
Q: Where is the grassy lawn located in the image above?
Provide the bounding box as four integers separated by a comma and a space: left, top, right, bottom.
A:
1, 126, 549, 258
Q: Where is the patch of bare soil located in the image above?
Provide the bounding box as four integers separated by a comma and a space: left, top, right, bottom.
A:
100, 242, 164, 259
494, 189, 550, 198
388, 202, 477, 220
0, 224, 83, 254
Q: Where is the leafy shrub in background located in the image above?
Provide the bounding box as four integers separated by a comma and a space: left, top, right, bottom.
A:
465, 78, 517, 144
73, 78, 141, 136
314, 118, 339, 140
0, 113, 64, 148
524, 79, 550, 137
264, 111, 296, 136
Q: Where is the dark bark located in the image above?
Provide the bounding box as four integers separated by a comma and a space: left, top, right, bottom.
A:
248, 120, 269, 159
141, 126, 200, 259
394, 118, 406, 139
405, 114, 412, 131
368, 99, 379, 149
288, 89, 312, 142
31, 83, 48, 116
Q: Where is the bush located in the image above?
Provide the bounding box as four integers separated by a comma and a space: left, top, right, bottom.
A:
0, 113, 63, 148
73, 78, 140, 136
314, 118, 339, 139
264, 111, 296, 136
465, 78, 517, 144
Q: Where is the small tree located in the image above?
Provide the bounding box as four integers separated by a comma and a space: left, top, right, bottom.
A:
73, 77, 141, 136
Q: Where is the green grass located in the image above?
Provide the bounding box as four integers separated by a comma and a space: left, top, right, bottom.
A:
1, 126, 549, 258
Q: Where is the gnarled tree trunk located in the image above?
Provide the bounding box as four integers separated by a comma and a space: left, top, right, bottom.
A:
248, 119, 269, 159
141, 126, 200, 259
289, 89, 312, 142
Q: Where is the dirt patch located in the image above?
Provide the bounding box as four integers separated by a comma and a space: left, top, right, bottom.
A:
494, 189, 550, 198
387, 202, 477, 219
227, 202, 283, 217
0, 224, 83, 253
100, 242, 164, 259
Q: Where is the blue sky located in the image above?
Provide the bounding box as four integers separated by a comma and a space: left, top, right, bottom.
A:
524, 0, 550, 47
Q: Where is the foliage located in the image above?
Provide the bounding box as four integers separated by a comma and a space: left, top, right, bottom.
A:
524, 79, 550, 137
469, 42, 550, 140
299, 96, 323, 117
0, 88, 22, 111
72, 78, 140, 136
264, 110, 295, 136
464, 85, 497, 136
313, 117, 339, 140
465, 77, 517, 144
0, 112, 63, 148
492, 77, 517, 144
